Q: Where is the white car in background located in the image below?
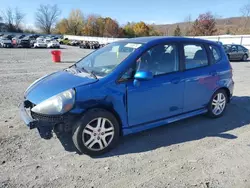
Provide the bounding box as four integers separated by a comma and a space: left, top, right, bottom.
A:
44, 39, 51, 43
34, 39, 47, 48
0, 37, 12, 48
36, 36, 45, 41
47, 40, 60, 48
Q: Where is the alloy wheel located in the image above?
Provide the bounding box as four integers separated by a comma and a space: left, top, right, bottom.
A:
212, 93, 226, 116
82, 118, 114, 151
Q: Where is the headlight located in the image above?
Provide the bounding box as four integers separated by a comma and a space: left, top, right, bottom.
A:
31, 89, 75, 115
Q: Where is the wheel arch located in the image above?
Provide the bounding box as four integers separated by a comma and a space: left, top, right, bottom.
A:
85, 105, 123, 135
214, 87, 231, 103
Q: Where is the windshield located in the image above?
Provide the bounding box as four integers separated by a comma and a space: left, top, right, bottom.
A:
76, 41, 143, 77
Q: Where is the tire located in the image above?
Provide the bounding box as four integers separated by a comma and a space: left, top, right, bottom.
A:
207, 89, 228, 118
242, 54, 248, 61
72, 109, 120, 156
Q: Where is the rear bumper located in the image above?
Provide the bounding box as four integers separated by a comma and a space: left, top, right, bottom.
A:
18, 44, 30, 48
2, 43, 12, 48
228, 79, 234, 102
48, 44, 60, 48
36, 45, 47, 48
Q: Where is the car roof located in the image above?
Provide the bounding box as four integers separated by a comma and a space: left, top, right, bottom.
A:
224, 44, 242, 46
119, 36, 218, 45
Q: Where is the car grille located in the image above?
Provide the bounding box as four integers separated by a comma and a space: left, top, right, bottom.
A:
31, 112, 66, 122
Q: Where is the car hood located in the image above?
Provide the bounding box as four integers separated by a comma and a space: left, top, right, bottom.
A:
25, 70, 97, 104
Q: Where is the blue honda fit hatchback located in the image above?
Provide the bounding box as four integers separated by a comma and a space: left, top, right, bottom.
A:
20, 37, 234, 156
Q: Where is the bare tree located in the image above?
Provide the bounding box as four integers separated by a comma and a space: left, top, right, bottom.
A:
15, 8, 25, 29
185, 14, 192, 24
35, 4, 61, 34
2, 8, 14, 31
68, 9, 84, 35
240, 3, 250, 28
1, 7, 25, 32
184, 14, 192, 35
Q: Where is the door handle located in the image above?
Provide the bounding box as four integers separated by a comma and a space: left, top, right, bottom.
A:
171, 78, 180, 84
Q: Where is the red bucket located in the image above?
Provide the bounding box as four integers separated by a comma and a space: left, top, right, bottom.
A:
51, 50, 61, 63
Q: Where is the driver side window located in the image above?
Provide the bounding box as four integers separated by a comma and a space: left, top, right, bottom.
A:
120, 43, 179, 81
231, 45, 237, 52
136, 44, 179, 76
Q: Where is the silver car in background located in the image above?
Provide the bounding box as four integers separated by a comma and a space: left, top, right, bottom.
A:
34, 39, 47, 48
47, 40, 60, 48
223, 44, 249, 61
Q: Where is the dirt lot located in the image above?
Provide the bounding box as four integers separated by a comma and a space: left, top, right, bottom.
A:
1, 46, 250, 188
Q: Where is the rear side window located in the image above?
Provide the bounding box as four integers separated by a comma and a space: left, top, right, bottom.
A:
237, 45, 246, 51
209, 45, 221, 64
184, 44, 208, 70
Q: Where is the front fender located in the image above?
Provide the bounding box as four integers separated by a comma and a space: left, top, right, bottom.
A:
72, 81, 129, 128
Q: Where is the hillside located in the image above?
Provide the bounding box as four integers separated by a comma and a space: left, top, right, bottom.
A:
153, 17, 250, 36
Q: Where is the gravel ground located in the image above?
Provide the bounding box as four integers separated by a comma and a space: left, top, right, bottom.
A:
1, 46, 250, 188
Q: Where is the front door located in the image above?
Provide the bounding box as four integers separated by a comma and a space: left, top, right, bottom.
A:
125, 43, 185, 126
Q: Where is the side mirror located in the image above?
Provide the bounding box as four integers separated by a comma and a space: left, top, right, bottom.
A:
134, 71, 153, 81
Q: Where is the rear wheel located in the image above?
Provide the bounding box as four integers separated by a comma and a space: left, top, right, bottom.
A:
207, 89, 228, 118
242, 54, 248, 61
72, 109, 120, 156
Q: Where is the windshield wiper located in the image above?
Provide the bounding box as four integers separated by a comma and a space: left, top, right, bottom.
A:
79, 66, 98, 79
89, 71, 98, 79
70, 64, 98, 79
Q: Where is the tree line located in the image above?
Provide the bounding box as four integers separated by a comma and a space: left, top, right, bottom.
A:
55, 10, 162, 37
1, 3, 250, 37
173, 12, 217, 36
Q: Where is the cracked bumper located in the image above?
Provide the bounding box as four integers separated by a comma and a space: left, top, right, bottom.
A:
19, 101, 79, 139
19, 102, 38, 129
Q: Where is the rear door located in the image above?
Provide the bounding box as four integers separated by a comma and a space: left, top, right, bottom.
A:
237, 45, 245, 60
182, 43, 217, 112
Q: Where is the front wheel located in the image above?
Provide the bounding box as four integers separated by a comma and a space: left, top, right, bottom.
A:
207, 89, 228, 118
72, 109, 120, 156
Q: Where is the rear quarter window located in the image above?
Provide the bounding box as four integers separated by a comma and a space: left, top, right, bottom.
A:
208, 45, 221, 64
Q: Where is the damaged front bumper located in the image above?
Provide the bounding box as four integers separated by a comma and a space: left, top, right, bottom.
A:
19, 102, 38, 129
19, 101, 78, 139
